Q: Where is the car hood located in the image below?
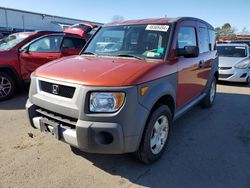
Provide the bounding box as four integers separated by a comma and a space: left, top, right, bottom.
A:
219, 56, 248, 67
34, 55, 163, 86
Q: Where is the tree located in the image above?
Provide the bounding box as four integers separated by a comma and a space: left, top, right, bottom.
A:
215, 23, 236, 38
221, 23, 235, 36
111, 15, 125, 22
239, 27, 250, 35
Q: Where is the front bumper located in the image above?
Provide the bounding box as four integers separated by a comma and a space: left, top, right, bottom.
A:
26, 98, 148, 154
26, 77, 149, 154
218, 67, 249, 82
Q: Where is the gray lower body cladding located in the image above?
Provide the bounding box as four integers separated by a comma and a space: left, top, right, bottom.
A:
26, 77, 150, 154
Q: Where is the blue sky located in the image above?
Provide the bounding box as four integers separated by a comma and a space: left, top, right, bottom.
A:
1, 0, 249, 32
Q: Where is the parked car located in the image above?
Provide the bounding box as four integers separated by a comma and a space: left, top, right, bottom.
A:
26, 17, 218, 163
0, 24, 96, 100
217, 43, 250, 84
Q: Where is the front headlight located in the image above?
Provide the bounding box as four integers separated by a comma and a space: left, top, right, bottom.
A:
90, 92, 125, 112
234, 60, 250, 69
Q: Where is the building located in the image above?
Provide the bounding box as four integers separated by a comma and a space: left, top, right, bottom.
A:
217, 35, 250, 43
0, 7, 102, 36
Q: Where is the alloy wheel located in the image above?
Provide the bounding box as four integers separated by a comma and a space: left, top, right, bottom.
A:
210, 80, 216, 103
0, 76, 12, 98
150, 115, 169, 155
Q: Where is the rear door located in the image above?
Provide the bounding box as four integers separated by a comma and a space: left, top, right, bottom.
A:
176, 21, 205, 109
196, 22, 213, 88
19, 35, 63, 80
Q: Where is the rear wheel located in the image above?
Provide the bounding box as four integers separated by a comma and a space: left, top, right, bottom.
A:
0, 72, 16, 101
135, 105, 172, 164
200, 77, 217, 108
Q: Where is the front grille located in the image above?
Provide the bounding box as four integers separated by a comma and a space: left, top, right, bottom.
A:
219, 74, 233, 79
219, 67, 232, 70
36, 107, 77, 129
39, 80, 75, 98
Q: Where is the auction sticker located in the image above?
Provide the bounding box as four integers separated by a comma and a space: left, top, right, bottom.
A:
146, 25, 169, 32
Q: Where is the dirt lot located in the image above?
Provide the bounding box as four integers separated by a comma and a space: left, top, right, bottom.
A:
0, 83, 250, 188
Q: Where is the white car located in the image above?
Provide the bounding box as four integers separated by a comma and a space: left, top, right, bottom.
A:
217, 43, 250, 84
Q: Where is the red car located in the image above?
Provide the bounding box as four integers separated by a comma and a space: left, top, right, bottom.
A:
0, 23, 97, 100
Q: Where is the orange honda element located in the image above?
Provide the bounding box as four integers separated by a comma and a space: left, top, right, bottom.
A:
26, 17, 218, 163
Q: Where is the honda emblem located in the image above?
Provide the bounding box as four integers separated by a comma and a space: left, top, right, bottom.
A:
52, 84, 59, 95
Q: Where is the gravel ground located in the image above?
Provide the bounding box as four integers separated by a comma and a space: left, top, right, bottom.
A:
0, 83, 250, 188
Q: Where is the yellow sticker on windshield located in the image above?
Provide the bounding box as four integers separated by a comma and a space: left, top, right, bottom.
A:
146, 25, 169, 32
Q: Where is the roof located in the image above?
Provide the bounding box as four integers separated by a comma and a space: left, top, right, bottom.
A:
104, 17, 214, 29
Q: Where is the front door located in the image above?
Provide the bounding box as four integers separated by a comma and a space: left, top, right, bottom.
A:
19, 35, 63, 80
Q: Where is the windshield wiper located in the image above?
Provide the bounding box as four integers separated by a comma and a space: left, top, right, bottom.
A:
81, 51, 97, 56
116, 54, 144, 60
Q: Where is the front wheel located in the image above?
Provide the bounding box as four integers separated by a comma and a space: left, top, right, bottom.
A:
135, 105, 172, 164
200, 77, 217, 108
0, 72, 16, 101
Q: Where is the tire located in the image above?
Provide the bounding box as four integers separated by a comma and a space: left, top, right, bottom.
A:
134, 105, 172, 164
200, 77, 217, 108
0, 72, 16, 101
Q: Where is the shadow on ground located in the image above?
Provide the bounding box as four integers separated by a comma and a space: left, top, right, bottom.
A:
0, 86, 29, 110
72, 92, 250, 188
218, 80, 250, 88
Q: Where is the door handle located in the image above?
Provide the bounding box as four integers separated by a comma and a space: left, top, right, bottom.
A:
199, 60, 205, 69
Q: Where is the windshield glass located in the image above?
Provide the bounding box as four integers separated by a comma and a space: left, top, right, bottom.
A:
217, 46, 247, 57
83, 24, 170, 60
0, 33, 31, 51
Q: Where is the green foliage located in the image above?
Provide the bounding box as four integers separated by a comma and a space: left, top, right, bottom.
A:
215, 23, 236, 37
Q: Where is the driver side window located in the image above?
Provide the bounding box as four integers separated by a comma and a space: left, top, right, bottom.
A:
178, 27, 197, 48
29, 35, 63, 52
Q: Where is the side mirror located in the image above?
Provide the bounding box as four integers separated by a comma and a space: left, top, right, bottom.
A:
19, 46, 29, 53
177, 46, 199, 58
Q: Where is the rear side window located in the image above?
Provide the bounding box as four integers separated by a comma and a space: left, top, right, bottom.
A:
177, 27, 197, 48
208, 29, 216, 51
62, 37, 86, 49
199, 27, 209, 53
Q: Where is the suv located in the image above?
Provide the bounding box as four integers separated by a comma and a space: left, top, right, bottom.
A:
26, 17, 218, 163
0, 23, 97, 100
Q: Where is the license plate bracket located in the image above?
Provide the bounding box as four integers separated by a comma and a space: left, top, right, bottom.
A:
39, 118, 60, 140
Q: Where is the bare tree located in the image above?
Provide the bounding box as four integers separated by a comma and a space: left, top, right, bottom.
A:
239, 27, 250, 35
111, 15, 125, 22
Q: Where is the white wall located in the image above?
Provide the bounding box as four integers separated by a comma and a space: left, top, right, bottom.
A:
0, 7, 101, 32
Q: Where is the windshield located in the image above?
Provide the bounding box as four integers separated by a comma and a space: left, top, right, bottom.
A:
231, 41, 250, 47
217, 46, 247, 58
83, 24, 170, 60
0, 33, 31, 51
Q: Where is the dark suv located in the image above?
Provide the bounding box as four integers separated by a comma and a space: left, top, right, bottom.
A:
27, 17, 218, 163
